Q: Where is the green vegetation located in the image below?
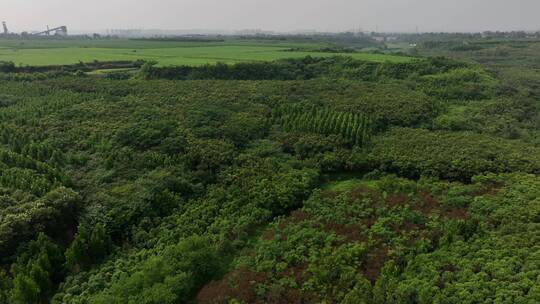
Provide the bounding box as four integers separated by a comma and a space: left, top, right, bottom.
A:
198, 173, 540, 303
0, 39, 412, 67
368, 128, 540, 181
0, 35, 539, 303
272, 105, 373, 146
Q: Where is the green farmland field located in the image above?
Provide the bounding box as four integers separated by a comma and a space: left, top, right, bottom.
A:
0, 39, 413, 66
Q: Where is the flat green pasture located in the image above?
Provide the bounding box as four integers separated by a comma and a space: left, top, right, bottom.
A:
0, 39, 414, 66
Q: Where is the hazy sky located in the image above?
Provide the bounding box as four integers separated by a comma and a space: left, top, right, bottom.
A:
2, 0, 539, 33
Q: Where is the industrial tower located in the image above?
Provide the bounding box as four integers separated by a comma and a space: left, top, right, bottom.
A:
34, 25, 68, 36
2, 21, 8, 35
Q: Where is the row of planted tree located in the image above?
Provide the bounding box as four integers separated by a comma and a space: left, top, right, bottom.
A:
272, 105, 373, 146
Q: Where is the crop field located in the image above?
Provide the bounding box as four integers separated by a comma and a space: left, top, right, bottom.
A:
0, 39, 413, 66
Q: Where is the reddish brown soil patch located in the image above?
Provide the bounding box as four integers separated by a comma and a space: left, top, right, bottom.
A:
250, 263, 317, 304
362, 217, 377, 228
280, 264, 309, 285
321, 190, 339, 199
392, 221, 421, 235
385, 193, 409, 207
473, 183, 503, 197
348, 186, 382, 202
269, 210, 313, 239
324, 222, 368, 243
441, 264, 458, 273
290, 210, 312, 222
437, 264, 459, 289
197, 269, 267, 304
362, 245, 389, 283
427, 228, 443, 245
265, 285, 317, 304
416, 191, 469, 220
416, 191, 439, 214
263, 230, 275, 240
441, 207, 469, 220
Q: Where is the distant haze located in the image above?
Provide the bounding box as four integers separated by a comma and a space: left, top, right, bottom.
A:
3, 0, 540, 33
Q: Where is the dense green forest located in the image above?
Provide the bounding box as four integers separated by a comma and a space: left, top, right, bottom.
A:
0, 36, 539, 304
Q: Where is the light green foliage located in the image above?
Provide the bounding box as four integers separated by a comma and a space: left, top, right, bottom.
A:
0, 187, 80, 257
273, 105, 373, 146
368, 128, 540, 181
383, 173, 540, 304
0, 37, 538, 304
0, 39, 412, 67
88, 236, 219, 304
9, 233, 64, 304
65, 224, 111, 273
420, 66, 498, 100
209, 173, 540, 303
433, 97, 540, 143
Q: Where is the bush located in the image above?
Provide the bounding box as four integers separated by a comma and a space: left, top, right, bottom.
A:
367, 128, 540, 181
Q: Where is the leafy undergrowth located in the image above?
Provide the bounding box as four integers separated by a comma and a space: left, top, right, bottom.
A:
0, 52, 538, 303
197, 174, 540, 304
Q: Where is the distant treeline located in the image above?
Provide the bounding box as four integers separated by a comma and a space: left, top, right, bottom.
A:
139, 56, 497, 101
0, 60, 144, 73
139, 56, 466, 81
283, 46, 358, 53
236, 33, 382, 48
389, 31, 540, 44
130, 37, 225, 42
